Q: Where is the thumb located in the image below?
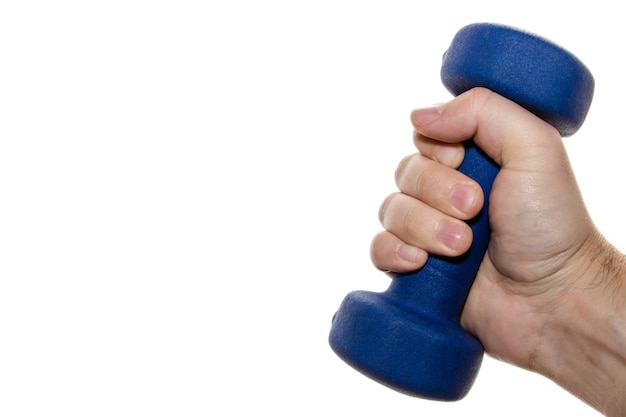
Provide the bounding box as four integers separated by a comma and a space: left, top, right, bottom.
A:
410, 87, 563, 170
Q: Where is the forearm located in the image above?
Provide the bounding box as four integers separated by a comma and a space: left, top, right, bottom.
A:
534, 234, 626, 416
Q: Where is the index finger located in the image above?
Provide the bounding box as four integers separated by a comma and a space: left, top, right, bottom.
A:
413, 129, 465, 169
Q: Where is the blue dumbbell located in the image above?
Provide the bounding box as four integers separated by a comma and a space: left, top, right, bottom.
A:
329, 23, 594, 401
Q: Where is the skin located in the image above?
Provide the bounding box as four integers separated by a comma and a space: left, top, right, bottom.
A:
370, 88, 626, 416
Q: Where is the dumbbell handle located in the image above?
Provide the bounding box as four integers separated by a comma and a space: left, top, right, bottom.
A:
387, 141, 498, 322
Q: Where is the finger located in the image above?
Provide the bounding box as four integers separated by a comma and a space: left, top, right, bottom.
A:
412, 129, 465, 168
370, 231, 428, 275
395, 153, 483, 220
410, 87, 562, 168
379, 192, 473, 257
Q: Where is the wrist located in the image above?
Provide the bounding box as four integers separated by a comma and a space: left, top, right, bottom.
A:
534, 232, 626, 416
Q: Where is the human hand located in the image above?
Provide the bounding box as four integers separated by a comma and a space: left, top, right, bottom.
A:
371, 87, 605, 371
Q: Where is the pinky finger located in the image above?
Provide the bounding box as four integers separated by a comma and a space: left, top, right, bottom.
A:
370, 231, 428, 275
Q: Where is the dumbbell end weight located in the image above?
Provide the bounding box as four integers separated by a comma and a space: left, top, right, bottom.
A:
330, 291, 484, 400
441, 23, 594, 137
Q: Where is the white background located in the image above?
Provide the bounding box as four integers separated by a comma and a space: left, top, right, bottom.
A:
0, 1, 622, 416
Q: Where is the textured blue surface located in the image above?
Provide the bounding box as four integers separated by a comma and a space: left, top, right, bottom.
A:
441, 23, 594, 137
329, 23, 594, 400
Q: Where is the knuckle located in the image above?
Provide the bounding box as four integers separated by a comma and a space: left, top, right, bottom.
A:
467, 86, 497, 115
378, 193, 398, 225
396, 154, 429, 197
401, 205, 422, 238
394, 154, 414, 188
369, 232, 390, 265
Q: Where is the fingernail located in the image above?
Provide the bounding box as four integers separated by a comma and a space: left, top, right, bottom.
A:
438, 222, 465, 251
398, 244, 420, 263
435, 144, 460, 166
410, 105, 443, 126
451, 185, 476, 214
